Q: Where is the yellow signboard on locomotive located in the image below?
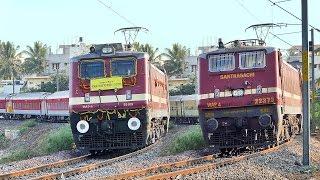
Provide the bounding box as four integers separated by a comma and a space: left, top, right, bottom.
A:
90, 77, 123, 91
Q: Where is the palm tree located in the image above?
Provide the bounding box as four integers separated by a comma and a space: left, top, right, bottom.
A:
23, 41, 47, 75
163, 43, 189, 77
0, 41, 21, 80
133, 42, 161, 64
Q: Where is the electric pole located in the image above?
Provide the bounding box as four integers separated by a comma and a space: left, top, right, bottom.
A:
310, 29, 315, 131
301, 0, 310, 166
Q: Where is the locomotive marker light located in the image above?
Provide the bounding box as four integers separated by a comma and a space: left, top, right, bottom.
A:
84, 93, 90, 102
77, 120, 90, 134
256, 85, 262, 94
232, 89, 244, 97
128, 117, 141, 130
126, 90, 132, 100
214, 89, 220, 98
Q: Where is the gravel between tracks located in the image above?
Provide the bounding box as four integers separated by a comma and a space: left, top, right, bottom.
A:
69, 125, 200, 180
0, 120, 79, 174
183, 135, 320, 180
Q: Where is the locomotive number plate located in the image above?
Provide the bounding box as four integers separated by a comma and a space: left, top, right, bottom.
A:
253, 97, 275, 105
207, 101, 221, 108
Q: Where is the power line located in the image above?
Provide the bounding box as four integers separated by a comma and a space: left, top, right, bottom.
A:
267, 0, 320, 31
96, 0, 136, 26
275, 31, 301, 35
235, 0, 298, 49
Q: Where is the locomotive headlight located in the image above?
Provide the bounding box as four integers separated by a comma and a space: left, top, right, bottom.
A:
258, 114, 271, 127
126, 90, 132, 100
76, 120, 90, 134
128, 117, 141, 131
256, 85, 262, 94
102, 47, 114, 54
207, 118, 219, 132
232, 89, 244, 97
214, 89, 220, 98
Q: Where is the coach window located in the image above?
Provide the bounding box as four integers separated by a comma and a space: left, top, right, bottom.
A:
239, 51, 265, 69
111, 58, 136, 77
80, 60, 105, 79
208, 53, 235, 72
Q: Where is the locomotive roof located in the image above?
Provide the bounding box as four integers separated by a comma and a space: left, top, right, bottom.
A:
199, 46, 276, 59
70, 51, 148, 62
47, 90, 69, 99
0, 93, 10, 99
12, 92, 49, 100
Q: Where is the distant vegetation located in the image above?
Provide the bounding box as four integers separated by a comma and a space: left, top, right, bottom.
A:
39, 125, 74, 154
0, 133, 9, 149
164, 125, 205, 155
169, 83, 196, 96
0, 124, 74, 164
18, 119, 37, 133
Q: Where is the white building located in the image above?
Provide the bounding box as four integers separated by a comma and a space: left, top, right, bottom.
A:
45, 38, 88, 75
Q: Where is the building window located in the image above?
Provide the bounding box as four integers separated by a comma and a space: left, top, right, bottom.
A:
52, 63, 60, 70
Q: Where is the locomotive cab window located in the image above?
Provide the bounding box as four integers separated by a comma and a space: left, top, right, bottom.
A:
239, 51, 266, 69
80, 60, 105, 79
208, 53, 235, 72
111, 58, 136, 77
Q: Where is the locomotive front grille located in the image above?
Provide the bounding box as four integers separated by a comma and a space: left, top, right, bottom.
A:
77, 132, 144, 149
209, 128, 276, 148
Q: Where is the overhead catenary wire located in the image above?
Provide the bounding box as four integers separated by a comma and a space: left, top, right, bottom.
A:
96, 0, 136, 27
235, 0, 299, 50
267, 0, 320, 31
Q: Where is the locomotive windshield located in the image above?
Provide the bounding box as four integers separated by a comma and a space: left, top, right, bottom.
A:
239, 51, 265, 69
111, 58, 136, 77
208, 53, 235, 72
80, 60, 104, 79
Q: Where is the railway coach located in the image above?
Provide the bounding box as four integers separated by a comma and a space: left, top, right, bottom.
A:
69, 43, 170, 153
198, 39, 302, 152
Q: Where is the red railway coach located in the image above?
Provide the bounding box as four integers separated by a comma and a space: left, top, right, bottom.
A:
198, 39, 302, 152
69, 44, 170, 153
45, 91, 69, 121
7, 92, 49, 119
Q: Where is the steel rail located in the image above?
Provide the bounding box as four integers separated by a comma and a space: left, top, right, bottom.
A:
30, 142, 158, 180
0, 154, 90, 179
102, 139, 292, 180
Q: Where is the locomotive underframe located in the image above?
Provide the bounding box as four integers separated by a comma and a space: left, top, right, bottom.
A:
199, 105, 280, 149
70, 108, 168, 152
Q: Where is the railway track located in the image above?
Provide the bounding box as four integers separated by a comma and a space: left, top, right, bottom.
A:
102, 139, 293, 180
0, 143, 158, 180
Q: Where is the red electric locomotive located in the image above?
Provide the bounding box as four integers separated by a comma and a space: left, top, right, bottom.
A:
69, 44, 170, 152
198, 39, 302, 152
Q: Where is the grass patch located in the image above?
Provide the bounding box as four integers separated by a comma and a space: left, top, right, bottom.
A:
0, 149, 35, 164
165, 125, 205, 155
0, 133, 9, 149
18, 119, 37, 133
39, 125, 74, 154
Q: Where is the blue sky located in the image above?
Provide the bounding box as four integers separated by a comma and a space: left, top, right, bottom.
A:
0, 0, 319, 54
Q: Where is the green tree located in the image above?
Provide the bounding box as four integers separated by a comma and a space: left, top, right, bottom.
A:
23, 41, 47, 75
25, 74, 69, 93
169, 83, 195, 96
133, 42, 161, 65
0, 41, 22, 80
163, 43, 189, 77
